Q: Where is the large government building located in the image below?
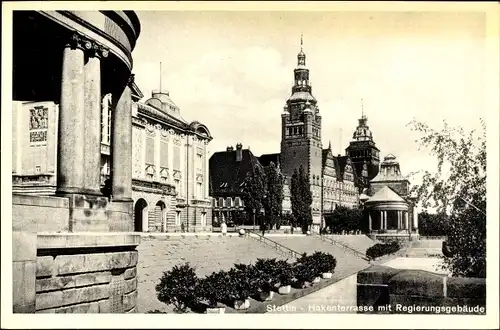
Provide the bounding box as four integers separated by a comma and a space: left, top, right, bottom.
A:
210, 40, 381, 233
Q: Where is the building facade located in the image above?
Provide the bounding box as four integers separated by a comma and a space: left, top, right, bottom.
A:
209, 144, 264, 227
129, 90, 213, 233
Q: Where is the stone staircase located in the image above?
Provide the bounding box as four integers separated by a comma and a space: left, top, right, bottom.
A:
405, 239, 444, 257
324, 235, 378, 256
316, 235, 371, 261
268, 235, 370, 280
136, 234, 284, 313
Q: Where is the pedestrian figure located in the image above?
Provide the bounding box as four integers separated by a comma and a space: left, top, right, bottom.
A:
221, 221, 227, 236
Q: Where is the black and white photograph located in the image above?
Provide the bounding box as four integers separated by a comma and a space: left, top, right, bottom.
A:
1, 1, 498, 329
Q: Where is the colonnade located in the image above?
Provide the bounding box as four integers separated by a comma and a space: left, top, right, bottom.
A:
57, 32, 132, 201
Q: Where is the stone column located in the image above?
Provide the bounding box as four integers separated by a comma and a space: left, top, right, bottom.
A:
397, 210, 402, 229
57, 34, 86, 194
383, 211, 387, 230
112, 75, 134, 201
405, 211, 409, 231
379, 210, 383, 230
368, 213, 372, 231
83, 44, 109, 195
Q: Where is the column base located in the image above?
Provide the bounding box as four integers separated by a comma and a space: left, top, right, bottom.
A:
56, 187, 103, 197
67, 194, 109, 232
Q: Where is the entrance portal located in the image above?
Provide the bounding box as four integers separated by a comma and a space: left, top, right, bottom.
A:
134, 198, 148, 232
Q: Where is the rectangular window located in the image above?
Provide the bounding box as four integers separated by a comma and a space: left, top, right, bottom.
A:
219, 197, 224, 207
146, 137, 155, 165
160, 140, 169, 167
175, 211, 181, 226
213, 198, 217, 207
226, 197, 232, 207
174, 179, 180, 194
35, 165, 41, 173
197, 182, 203, 199
201, 212, 206, 227
235, 197, 241, 207
173, 145, 180, 170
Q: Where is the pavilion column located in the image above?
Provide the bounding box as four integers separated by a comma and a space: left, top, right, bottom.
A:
368, 212, 372, 231
397, 210, 402, 229
111, 74, 134, 201
405, 211, 409, 231
379, 210, 383, 230
383, 211, 387, 230
83, 44, 109, 195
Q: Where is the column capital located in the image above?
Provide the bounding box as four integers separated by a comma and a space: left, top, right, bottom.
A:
66, 33, 109, 59
127, 73, 135, 87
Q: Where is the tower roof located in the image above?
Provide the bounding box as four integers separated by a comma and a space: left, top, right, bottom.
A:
365, 185, 406, 203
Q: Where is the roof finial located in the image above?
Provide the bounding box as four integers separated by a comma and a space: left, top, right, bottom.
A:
300, 33, 303, 51
159, 62, 162, 92
328, 140, 332, 150
361, 98, 364, 118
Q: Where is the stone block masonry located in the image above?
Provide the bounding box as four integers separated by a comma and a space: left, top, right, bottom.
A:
32, 233, 140, 313
357, 265, 486, 314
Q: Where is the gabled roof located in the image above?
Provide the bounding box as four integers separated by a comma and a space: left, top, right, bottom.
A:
209, 149, 263, 195
365, 185, 405, 203
258, 153, 281, 168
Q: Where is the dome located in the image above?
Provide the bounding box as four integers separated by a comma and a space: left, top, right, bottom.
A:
144, 90, 187, 123
352, 115, 373, 142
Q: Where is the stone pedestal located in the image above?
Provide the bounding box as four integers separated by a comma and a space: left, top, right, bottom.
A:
34, 233, 140, 313
13, 232, 37, 313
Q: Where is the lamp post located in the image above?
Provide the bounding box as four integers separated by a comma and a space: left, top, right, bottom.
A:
252, 208, 256, 231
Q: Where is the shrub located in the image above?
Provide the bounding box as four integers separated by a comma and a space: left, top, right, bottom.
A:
293, 262, 317, 283
310, 251, 337, 274
276, 259, 294, 286
254, 258, 281, 291
155, 262, 199, 313
227, 265, 255, 301
296, 253, 320, 277
366, 241, 400, 259
198, 270, 231, 308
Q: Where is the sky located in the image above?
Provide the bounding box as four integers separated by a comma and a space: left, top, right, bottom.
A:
130, 9, 487, 190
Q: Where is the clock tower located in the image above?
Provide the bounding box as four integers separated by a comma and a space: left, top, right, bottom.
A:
280, 36, 323, 230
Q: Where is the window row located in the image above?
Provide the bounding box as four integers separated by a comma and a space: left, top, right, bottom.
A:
213, 196, 244, 208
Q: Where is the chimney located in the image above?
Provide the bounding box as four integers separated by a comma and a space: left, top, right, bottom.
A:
236, 143, 243, 162
226, 146, 234, 152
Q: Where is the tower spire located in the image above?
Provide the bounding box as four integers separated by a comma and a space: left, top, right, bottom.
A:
361, 98, 365, 118
301, 33, 303, 51
328, 140, 331, 150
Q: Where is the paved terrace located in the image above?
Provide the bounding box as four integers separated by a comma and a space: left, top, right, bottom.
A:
136, 233, 284, 313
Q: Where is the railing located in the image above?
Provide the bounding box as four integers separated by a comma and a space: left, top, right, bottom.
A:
245, 229, 301, 260
316, 234, 370, 262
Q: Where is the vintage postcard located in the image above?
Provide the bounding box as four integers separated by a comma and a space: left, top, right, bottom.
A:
1, 1, 499, 329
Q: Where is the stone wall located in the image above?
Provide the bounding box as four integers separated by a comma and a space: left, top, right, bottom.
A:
13, 194, 69, 232
357, 265, 486, 314
34, 233, 140, 313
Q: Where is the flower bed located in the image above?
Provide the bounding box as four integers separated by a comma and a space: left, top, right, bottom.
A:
366, 240, 401, 260
155, 251, 337, 313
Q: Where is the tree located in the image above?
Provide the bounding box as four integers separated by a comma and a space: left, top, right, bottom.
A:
241, 165, 267, 226
408, 118, 486, 278
263, 162, 284, 230
418, 211, 449, 237
290, 165, 313, 234
325, 205, 363, 233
